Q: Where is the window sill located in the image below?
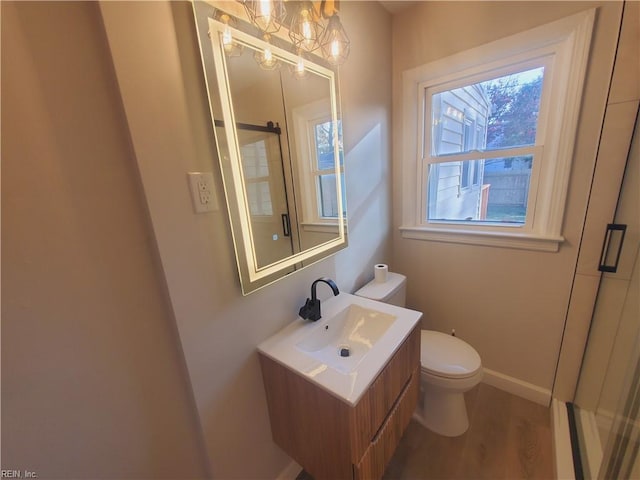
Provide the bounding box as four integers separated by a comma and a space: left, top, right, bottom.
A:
301, 222, 342, 234
399, 226, 564, 252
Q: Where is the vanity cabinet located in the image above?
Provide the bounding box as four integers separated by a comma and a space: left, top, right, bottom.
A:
259, 324, 420, 480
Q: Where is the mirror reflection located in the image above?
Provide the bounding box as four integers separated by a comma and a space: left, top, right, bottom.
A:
233, 121, 292, 269
196, 7, 347, 294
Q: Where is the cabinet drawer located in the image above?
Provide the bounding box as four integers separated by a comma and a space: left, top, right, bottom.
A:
349, 325, 420, 462
354, 367, 420, 480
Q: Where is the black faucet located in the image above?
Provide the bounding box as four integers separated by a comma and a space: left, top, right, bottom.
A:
298, 278, 340, 321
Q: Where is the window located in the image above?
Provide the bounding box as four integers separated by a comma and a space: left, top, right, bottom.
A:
426, 64, 546, 225
400, 10, 595, 251
292, 99, 346, 229
312, 119, 345, 219
240, 139, 273, 216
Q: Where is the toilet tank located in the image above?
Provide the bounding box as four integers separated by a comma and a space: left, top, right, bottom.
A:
354, 272, 407, 307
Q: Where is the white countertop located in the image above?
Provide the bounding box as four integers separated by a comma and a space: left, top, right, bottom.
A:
257, 293, 422, 406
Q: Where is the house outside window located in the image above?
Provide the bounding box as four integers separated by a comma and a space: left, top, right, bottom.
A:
400, 10, 595, 252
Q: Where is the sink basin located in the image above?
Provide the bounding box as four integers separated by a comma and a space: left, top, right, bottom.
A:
296, 304, 396, 374
258, 292, 422, 405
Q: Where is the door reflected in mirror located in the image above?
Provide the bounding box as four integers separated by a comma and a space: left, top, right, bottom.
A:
234, 122, 294, 269
194, 4, 347, 294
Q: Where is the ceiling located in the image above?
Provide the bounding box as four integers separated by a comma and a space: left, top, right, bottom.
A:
378, 1, 417, 14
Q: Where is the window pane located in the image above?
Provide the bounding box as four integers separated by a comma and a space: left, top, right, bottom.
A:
240, 138, 277, 216
315, 120, 343, 169
431, 67, 544, 156
240, 140, 269, 179
427, 155, 532, 224
318, 173, 346, 218
315, 119, 346, 219
461, 161, 471, 188
246, 181, 273, 216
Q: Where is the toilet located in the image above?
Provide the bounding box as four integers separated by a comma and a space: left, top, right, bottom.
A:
354, 272, 482, 437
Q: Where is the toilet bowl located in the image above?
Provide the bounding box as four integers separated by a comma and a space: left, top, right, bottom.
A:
354, 271, 482, 437
417, 330, 482, 436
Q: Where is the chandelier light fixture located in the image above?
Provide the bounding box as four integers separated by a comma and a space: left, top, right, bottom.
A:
319, 12, 350, 65
288, 49, 308, 79
252, 34, 281, 70
243, 0, 286, 35
240, 0, 350, 67
288, 1, 324, 53
216, 12, 244, 57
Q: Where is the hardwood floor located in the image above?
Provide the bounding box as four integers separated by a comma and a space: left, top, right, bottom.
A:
383, 383, 553, 480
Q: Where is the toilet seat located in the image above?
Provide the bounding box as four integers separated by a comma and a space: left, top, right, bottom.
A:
420, 330, 481, 379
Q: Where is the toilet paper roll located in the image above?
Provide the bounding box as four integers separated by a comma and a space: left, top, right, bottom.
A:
374, 264, 388, 283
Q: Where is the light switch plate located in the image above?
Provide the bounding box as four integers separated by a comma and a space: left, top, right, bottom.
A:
187, 172, 218, 213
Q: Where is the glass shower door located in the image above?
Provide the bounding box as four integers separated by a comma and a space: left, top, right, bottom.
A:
572, 111, 639, 479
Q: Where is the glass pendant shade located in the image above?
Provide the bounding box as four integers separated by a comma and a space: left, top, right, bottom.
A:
243, 0, 286, 35
288, 51, 308, 79
320, 14, 350, 65
253, 35, 280, 70
288, 2, 323, 53
217, 13, 244, 57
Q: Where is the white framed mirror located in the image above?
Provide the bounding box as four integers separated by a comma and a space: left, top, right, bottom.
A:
193, 2, 347, 294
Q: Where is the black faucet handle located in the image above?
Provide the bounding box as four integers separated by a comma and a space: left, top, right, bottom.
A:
299, 297, 321, 321
300, 278, 339, 321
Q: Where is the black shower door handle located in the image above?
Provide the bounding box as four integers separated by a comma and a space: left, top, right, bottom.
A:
281, 213, 291, 237
598, 223, 627, 273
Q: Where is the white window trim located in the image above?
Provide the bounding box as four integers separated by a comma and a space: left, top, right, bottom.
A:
292, 99, 343, 225
400, 9, 595, 252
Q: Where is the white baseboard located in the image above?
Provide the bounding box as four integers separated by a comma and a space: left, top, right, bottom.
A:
552, 398, 576, 480
276, 460, 302, 480
482, 368, 552, 406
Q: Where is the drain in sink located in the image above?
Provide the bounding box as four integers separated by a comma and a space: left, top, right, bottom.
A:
338, 345, 351, 357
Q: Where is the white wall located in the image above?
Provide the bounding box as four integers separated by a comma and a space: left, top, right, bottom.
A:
99, 1, 392, 478
1, 2, 209, 478
391, 1, 623, 400
554, 0, 640, 402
